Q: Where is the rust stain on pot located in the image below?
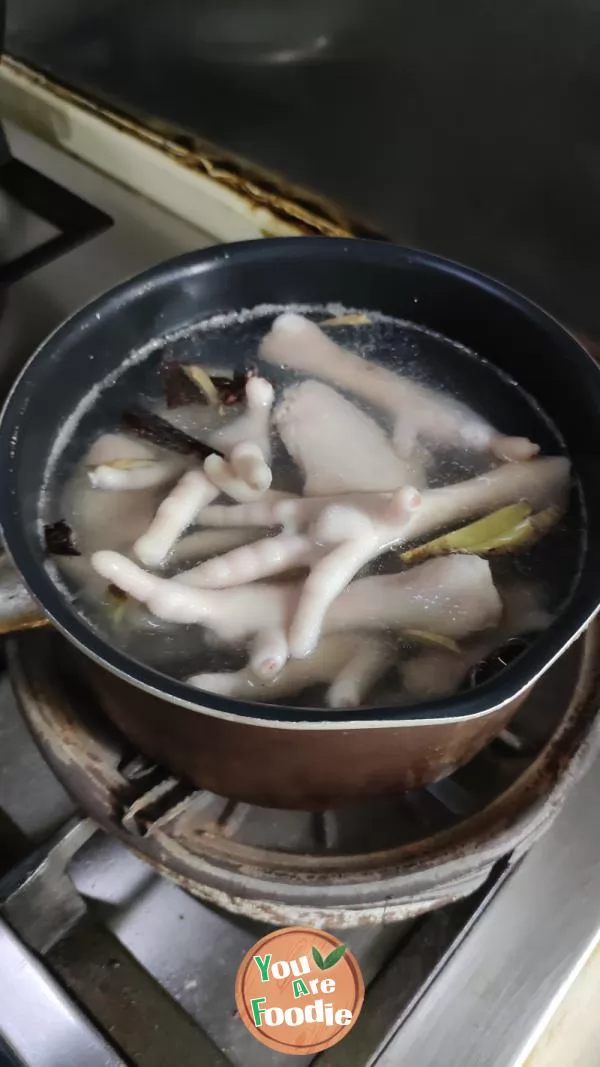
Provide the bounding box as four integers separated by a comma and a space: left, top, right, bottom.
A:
1, 57, 384, 240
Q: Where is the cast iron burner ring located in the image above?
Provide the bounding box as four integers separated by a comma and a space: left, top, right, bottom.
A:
8, 626, 600, 927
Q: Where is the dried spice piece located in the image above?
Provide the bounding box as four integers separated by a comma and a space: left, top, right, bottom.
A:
94, 458, 156, 471
44, 519, 81, 556
401, 630, 460, 653
524, 505, 563, 541
162, 362, 204, 408
105, 582, 130, 625
400, 502, 540, 564
162, 361, 255, 409
319, 313, 370, 327
181, 365, 221, 406
452, 506, 562, 558
215, 369, 255, 407
122, 407, 223, 460
107, 582, 128, 602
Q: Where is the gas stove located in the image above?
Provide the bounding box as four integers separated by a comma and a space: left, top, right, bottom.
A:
1, 122, 600, 1067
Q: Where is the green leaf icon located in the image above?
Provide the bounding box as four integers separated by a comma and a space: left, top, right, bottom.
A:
322, 944, 347, 969
311, 946, 326, 970
312, 943, 348, 971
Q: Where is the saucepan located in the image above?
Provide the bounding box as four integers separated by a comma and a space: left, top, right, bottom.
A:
1, 238, 600, 810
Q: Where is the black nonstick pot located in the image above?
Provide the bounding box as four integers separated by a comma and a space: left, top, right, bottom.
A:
1, 238, 599, 809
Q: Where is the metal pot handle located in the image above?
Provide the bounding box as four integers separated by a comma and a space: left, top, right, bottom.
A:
0, 548, 48, 635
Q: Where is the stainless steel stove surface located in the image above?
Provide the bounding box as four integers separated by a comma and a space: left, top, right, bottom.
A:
2, 123, 600, 1067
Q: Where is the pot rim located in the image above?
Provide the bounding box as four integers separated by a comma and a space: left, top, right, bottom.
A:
1, 236, 599, 730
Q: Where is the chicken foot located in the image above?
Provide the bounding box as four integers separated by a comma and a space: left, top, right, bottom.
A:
188, 634, 394, 708
179, 531, 313, 588
186, 486, 422, 658
402, 582, 553, 699
188, 456, 567, 656
261, 313, 538, 462
133, 469, 220, 567
133, 375, 279, 565
207, 375, 274, 490
274, 379, 421, 493
92, 551, 502, 651
86, 433, 187, 491
196, 456, 569, 540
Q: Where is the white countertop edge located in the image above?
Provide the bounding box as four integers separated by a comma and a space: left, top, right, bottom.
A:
0, 56, 350, 245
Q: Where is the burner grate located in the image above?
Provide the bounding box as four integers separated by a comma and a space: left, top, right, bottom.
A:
8, 624, 600, 926
0, 154, 111, 288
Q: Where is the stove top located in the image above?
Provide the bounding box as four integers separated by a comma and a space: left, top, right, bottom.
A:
1, 121, 600, 1067
0, 615, 595, 1066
